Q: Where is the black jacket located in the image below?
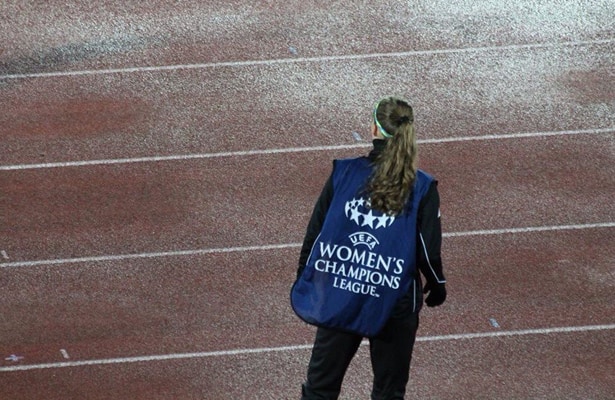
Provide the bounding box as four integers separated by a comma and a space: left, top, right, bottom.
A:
296, 140, 446, 317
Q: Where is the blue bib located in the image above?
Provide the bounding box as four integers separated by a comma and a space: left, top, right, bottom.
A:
291, 157, 433, 336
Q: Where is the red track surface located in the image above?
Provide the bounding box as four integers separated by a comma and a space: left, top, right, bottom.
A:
1, 2, 614, 399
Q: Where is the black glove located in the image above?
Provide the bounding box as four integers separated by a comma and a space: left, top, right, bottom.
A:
424, 281, 447, 307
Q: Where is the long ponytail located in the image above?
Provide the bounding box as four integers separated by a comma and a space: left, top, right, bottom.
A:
366, 97, 418, 215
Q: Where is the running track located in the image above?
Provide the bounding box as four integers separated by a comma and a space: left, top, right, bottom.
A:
1, 2, 614, 399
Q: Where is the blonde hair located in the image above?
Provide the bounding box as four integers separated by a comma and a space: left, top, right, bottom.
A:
366, 97, 418, 215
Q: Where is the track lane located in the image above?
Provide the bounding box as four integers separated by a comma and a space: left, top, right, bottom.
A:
0, 324, 613, 399
1, 133, 613, 262
2, 1, 614, 76
2, 42, 614, 165
0, 228, 613, 368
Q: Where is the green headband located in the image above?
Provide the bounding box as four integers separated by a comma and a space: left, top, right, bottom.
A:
373, 101, 393, 138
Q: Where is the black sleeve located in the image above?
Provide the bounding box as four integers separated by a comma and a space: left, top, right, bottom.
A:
417, 181, 446, 285
296, 171, 334, 279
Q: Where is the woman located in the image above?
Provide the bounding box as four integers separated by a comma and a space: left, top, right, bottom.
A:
291, 97, 447, 399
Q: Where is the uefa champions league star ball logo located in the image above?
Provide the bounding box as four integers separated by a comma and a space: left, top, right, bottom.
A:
344, 197, 395, 229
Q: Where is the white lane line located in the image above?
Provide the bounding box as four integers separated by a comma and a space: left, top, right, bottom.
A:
1, 222, 613, 269
418, 127, 615, 144
415, 324, 615, 342
0, 143, 368, 171
443, 222, 615, 237
1, 127, 613, 171
1, 323, 613, 372
0, 243, 300, 269
1, 38, 614, 81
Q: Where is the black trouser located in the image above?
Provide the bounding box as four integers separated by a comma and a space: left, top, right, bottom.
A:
301, 312, 419, 400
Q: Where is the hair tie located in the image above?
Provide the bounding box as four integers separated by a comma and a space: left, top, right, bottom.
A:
399, 116, 411, 124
